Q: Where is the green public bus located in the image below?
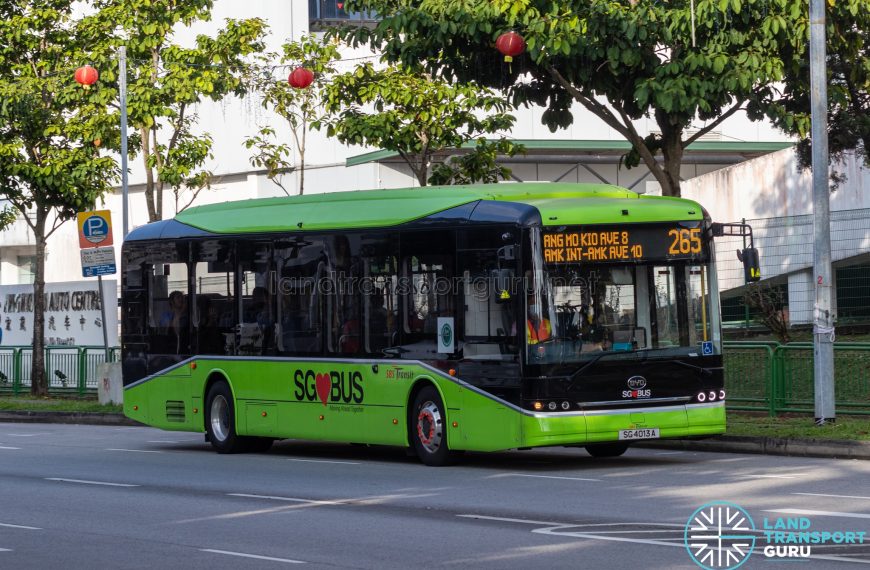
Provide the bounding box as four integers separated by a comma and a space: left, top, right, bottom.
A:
121, 182, 739, 465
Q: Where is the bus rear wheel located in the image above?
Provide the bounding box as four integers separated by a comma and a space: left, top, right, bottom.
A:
410, 386, 459, 466
585, 442, 630, 458
205, 382, 272, 454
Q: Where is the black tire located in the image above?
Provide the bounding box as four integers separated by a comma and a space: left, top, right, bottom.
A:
410, 386, 460, 466
205, 382, 249, 454
585, 442, 630, 458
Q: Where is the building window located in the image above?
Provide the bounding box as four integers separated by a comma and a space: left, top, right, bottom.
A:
17, 255, 36, 284
309, 0, 379, 30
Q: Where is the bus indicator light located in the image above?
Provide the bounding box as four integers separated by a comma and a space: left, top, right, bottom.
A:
533, 401, 543, 411
193, 408, 198, 414
190, 362, 197, 370
448, 369, 456, 376
392, 418, 398, 425
319, 415, 325, 420
452, 421, 458, 428
133, 405, 138, 411
261, 411, 267, 417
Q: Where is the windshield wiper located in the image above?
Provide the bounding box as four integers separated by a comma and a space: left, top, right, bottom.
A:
567, 352, 609, 390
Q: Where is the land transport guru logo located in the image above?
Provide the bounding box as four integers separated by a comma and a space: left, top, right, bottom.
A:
684, 501, 867, 569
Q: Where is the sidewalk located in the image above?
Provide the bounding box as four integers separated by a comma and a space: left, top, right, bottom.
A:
2, 411, 869, 460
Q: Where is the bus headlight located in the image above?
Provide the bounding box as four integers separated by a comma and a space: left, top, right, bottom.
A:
561, 401, 570, 410
548, 401, 558, 411
709, 391, 717, 401
719, 390, 726, 400
697, 391, 707, 402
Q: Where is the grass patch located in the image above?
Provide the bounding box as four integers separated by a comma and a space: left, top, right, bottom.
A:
726, 411, 870, 441
0, 395, 122, 414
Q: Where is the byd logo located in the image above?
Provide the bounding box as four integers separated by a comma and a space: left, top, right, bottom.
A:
293, 369, 364, 406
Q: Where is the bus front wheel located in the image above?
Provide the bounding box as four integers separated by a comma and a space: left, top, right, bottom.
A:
205, 382, 272, 454
585, 442, 630, 458
410, 386, 460, 466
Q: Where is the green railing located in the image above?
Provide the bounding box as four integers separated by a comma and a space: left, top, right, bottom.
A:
724, 341, 870, 416
0, 346, 120, 396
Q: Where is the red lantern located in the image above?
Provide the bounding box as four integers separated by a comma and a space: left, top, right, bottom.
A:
75, 65, 99, 87
288, 67, 314, 89
496, 31, 525, 63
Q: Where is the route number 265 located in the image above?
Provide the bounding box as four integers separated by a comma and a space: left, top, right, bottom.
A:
668, 228, 702, 255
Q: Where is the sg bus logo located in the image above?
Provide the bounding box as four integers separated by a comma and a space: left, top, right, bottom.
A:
684, 501, 756, 569
293, 369, 364, 406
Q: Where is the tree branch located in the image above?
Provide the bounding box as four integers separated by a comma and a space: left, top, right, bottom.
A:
685, 99, 746, 146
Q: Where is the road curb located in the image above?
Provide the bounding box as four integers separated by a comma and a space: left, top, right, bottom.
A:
638, 435, 870, 460
0, 411, 141, 426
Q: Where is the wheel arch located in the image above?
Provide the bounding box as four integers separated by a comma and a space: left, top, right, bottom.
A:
406, 375, 448, 447
202, 369, 234, 432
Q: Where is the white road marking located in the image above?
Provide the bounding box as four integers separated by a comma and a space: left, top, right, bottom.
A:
286, 458, 360, 465
0, 523, 41, 530
6, 433, 48, 437
457, 514, 562, 526
708, 457, 749, 462
764, 508, 870, 520
200, 549, 305, 564
227, 493, 342, 505
744, 474, 800, 479
0, 446, 21, 450
494, 473, 601, 482
105, 448, 162, 454
793, 492, 870, 501
0, 548, 11, 552
654, 451, 684, 455
147, 440, 194, 444
45, 478, 140, 487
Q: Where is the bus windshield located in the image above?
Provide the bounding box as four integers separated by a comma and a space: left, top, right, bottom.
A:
526, 227, 719, 365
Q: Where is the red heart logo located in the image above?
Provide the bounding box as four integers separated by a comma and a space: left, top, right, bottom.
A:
315, 373, 331, 406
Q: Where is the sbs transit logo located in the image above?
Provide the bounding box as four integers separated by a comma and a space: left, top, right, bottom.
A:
684, 501, 756, 569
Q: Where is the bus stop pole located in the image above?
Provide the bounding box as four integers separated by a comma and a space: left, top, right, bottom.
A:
98, 275, 110, 361
809, 0, 835, 424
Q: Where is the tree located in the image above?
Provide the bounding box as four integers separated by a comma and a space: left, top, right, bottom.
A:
340, 0, 805, 196
319, 62, 521, 187
246, 35, 341, 195
0, 0, 119, 396
764, 1, 869, 170
90, 0, 267, 221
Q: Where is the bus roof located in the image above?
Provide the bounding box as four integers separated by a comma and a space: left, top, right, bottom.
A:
131, 183, 706, 239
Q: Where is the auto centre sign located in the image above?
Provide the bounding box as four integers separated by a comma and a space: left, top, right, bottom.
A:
0, 280, 118, 346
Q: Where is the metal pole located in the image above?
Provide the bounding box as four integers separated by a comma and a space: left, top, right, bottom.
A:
97, 275, 110, 361
810, 0, 835, 424
119, 46, 130, 238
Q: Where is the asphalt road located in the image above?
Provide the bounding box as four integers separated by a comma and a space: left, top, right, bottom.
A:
1, 423, 869, 569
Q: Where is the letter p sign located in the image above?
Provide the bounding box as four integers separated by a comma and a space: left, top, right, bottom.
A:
77, 210, 113, 249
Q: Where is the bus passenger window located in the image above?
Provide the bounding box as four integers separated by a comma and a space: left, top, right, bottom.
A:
192, 240, 235, 356
148, 261, 190, 355
275, 238, 326, 355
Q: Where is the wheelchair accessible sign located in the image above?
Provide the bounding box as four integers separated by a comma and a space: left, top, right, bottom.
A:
77, 210, 116, 277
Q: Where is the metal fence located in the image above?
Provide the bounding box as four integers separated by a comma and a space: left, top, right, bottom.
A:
724, 341, 870, 416
0, 346, 120, 395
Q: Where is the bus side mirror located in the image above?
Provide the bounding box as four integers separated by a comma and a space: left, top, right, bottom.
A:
737, 248, 761, 282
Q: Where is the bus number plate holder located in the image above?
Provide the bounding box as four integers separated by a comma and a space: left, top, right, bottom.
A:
618, 428, 660, 440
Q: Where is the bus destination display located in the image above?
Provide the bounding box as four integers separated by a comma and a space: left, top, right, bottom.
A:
543, 225, 703, 263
